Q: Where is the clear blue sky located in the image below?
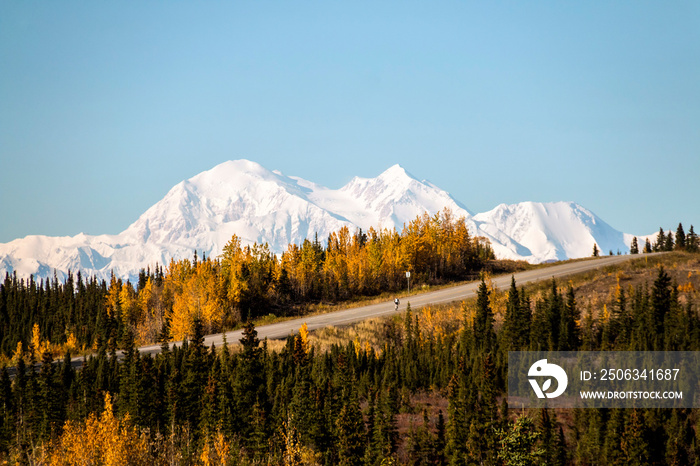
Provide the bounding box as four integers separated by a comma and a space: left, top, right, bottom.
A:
1, 2, 698, 243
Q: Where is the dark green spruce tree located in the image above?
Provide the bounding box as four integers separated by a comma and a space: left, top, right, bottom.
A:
558, 285, 579, 351
675, 223, 686, 250
664, 231, 675, 251
501, 277, 522, 351
651, 266, 672, 349
473, 278, 496, 353
687, 225, 698, 252
233, 321, 268, 456
630, 236, 639, 254
654, 228, 666, 252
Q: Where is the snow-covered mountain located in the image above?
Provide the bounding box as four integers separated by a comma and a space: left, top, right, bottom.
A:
0, 160, 640, 281
473, 201, 634, 262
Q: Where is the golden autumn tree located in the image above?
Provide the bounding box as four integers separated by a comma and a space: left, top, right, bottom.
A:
10, 340, 24, 366
347, 229, 370, 296
199, 428, 231, 466
48, 393, 150, 466
65, 331, 78, 353
134, 276, 163, 344
281, 243, 303, 300
324, 227, 350, 299
163, 257, 193, 310
105, 274, 122, 319
401, 213, 429, 280
453, 216, 474, 270
379, 227, 407, 291
191, 258, 224, 334
163, 258, 194, 340
137, 276, 154, 318
31, 323, 42, 360
119, 281, 138, 327
221, 234, 249, 321
31, 323, 51, 361
168, 255, 228, 339
170, 276, 199, 341
299, 322, 310, 356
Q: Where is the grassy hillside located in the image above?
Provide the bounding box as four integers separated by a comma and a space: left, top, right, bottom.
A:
299, 251, 699, 352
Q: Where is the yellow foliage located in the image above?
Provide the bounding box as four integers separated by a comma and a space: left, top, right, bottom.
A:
138, 277, 154, 318
214, 429, 231, 464
48, 393, 150, 466
461, 300, 475, 328
280, 416, 321, 466
30, 323, 51, 360
170, 292, 193, 341
11, 341, 23, 366
612, 277, 623, 304
679, 282, 695, 293
200, 428, 231, 465
135, 316, 163, 347
105, 275, 121, 318
483, 271, 498, 295
31, 323, 41, 359
65, 332, 78, 353
200, 442, 211, 466
120, 282, 137, 325
364, 341, 373, 358
299, 322, 310, 355
221, 234, 248, 306
198, 260, 224, 331
353, 336, 361, 358
169, 259, 223, 340
421, 306, 436, 336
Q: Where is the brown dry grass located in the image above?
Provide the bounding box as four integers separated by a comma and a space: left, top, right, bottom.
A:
522, 252, 700, 322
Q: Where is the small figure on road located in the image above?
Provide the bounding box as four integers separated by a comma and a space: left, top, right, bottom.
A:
394, 297, 399, 311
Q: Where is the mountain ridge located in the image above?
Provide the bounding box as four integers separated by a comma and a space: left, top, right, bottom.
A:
0, 159, 642, 282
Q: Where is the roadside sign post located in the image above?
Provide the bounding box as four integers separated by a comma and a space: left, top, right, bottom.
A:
406, 271, 411, 295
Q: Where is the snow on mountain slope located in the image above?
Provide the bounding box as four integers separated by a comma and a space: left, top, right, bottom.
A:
121, 160, 354, 255
473, 201, 630, 262
0, 160, 642, 281
308, 164, 473, 231
302, 165, 521, 261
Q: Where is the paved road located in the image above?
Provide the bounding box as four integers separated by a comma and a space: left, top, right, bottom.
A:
135, 253, 650, 358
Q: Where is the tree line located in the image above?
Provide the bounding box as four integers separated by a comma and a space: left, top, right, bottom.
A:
1, 209, 493, 362
629, 222, 698, 255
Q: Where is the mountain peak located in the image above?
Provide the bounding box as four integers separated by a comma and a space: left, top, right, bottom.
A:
377, 164, 416, 183
0, 160, 634, 281
191, 159, 275, 184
